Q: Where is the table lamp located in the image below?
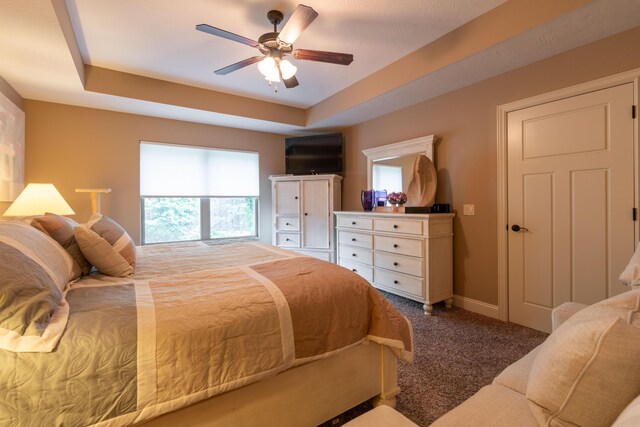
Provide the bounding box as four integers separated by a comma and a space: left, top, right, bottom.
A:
2, 183, 75, 217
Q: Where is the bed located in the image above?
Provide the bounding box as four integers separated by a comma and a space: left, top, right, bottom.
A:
0, 222, 413, 427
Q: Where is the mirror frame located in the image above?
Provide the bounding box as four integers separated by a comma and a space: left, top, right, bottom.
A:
362, 134, 437, 190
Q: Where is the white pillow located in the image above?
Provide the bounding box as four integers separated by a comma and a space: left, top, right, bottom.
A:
620, 242, 640, 287
527, 292, 640, 427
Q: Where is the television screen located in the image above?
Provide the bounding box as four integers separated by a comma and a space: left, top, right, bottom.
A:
285, 133, 343, 175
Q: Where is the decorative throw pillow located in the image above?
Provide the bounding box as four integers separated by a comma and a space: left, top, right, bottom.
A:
620, 242, 640, 288
74, 213, 136, 277
32, 213, 91, 277
526, 294, 640, 427
0, 220, 74, 352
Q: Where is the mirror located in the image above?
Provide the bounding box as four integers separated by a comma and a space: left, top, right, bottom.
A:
362, 135, 437, 207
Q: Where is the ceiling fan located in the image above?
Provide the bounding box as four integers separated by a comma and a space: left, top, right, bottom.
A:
196, 4, 354, 90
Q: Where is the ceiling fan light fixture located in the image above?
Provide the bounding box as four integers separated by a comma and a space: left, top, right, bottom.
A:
258, 56, 276, 77
279, 59, 297, 80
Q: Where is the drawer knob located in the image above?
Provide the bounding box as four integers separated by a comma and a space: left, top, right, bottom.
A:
352, 221, 356, 225
286, 238, 290, 241
352, 253, 357, 257
394, 280, 399, 285
295, 196, 298, 200
352, 238, 356, 242
393, 224, 398, 229
393, 262, 398, 266
352, 269, 357, 273
393, 244, 398, 248
286, 222, 290, 226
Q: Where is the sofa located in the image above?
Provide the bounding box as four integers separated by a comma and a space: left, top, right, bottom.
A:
432, 289, 640, 426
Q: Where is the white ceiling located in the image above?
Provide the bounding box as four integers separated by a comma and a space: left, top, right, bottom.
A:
1, 1, 640, 135
67, 0, 508, 108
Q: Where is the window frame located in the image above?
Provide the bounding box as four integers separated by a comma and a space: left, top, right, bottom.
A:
140, 195, 259, 245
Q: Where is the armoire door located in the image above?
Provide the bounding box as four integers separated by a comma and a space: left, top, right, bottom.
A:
275, 181, 300, 215
302, 179, 330, 249
507, 83, 635, 333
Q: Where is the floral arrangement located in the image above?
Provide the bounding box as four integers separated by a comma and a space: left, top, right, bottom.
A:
387, 191, 408, 205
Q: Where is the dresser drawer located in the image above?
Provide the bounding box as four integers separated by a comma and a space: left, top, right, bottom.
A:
339, 259, 374, 282
374, 235, 422, 257
338, 230, 373, 249
375, 268, 423, 298
276, 232, 300, 248
374, 218, 423, 236
276, 216, 300, 231
339, 244, 373, 265
374, 251, 423, 277
337, 216, 373, 231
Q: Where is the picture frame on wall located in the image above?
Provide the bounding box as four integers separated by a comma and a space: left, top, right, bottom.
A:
0, 91, 25, 202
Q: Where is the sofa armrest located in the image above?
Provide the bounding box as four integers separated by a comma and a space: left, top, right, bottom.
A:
552, 302, 588, 331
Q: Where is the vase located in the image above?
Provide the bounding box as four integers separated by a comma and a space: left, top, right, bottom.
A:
361, 190, 374, 211
391, 204, 399, 213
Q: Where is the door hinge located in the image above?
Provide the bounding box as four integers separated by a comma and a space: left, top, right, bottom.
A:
634, 208, 637, 221
633, 105, 637, 119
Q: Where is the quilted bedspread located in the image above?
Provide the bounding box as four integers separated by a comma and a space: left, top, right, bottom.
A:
0, 242, 412, 426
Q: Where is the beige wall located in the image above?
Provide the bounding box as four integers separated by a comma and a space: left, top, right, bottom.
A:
342, 26, 640, 306
24, 101, 285, 244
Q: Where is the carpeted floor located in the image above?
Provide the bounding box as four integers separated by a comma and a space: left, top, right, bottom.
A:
341, 291, 548, 426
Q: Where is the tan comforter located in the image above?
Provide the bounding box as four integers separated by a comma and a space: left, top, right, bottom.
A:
0, 242, 412, 426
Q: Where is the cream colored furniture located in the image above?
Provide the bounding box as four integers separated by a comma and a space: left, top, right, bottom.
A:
343, 404, 418, 427
431, 289, 640, 426
270, 174, 342, 262
335, 211, 454, 315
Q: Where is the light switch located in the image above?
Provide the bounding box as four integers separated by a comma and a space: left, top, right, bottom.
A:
463, 204, 475, 216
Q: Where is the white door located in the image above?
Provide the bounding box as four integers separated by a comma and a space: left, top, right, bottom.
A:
302, 179, 330, 249
275, 181, 300, 215
508, 83, 635, 333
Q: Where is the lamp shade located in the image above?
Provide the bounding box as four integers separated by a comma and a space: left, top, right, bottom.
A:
3, 183, 75, 216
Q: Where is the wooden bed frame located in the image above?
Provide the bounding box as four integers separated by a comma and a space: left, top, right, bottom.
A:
141, 342, 399, 426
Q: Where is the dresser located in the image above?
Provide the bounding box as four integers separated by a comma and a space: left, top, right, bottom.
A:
270, 174, 342, 262
335, 211, 454, 315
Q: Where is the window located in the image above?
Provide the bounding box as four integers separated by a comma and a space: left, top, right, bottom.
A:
140, 142, 259, 244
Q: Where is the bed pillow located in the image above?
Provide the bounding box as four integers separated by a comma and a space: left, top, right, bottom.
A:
619, 242, 640, 288
0, 220, 74, 352
32, 213, 91, 277
74, 213, 136, 277
526, 293, 640, 427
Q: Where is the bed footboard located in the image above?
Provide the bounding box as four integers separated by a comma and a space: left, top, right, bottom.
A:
139, 342, 399, 427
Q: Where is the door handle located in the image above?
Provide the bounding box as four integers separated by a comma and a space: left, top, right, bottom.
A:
511, 224, 529, 232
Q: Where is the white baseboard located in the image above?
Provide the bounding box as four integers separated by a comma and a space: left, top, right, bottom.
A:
452, 295, 500, 319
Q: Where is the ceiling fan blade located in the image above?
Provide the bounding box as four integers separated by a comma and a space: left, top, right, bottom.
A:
283, 75, 299, 89
292, 49, 353, 65
196, 24, 259, 48
214, 56, 263, 75
277, 5, 318, 45
277, 63, 300, 89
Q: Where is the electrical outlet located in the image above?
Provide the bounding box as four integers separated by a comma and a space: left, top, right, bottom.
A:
463, 204, 475, 216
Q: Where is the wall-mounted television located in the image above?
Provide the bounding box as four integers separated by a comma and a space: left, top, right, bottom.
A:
285, 133, 343, 175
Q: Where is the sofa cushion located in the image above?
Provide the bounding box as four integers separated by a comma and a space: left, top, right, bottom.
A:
493, 345, 541, 395
431, 384, 538, 427
527, 296, 640, 427
551, 302, 588, 331
620, 242, 640, 288
613, 394, 640, 427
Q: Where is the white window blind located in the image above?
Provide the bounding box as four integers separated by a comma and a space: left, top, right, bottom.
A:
372, 164, 402, 193
140, 142, 259, 197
